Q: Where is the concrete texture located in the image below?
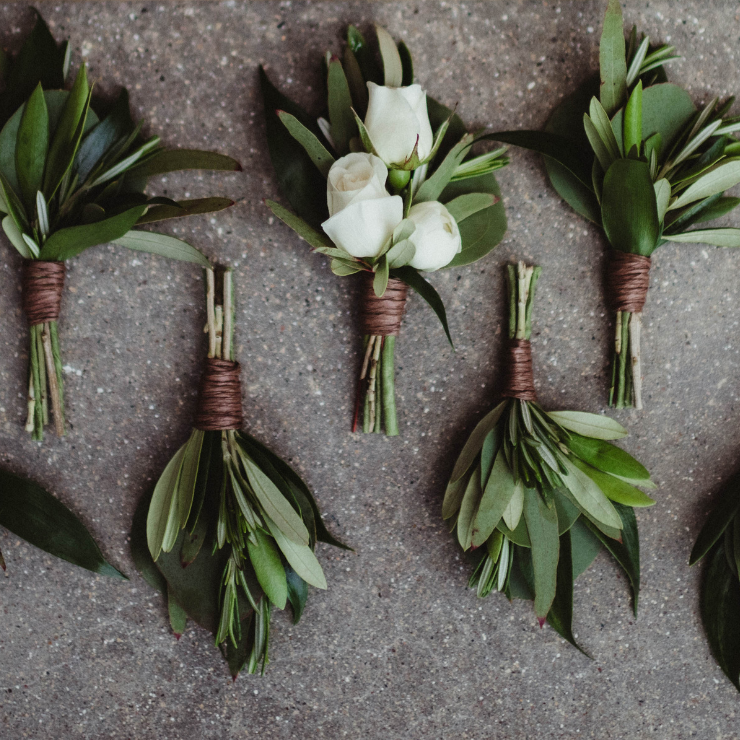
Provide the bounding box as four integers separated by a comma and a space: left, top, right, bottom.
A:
0, 1, 739, 737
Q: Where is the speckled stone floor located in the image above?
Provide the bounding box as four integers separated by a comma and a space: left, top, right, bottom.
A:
1, 1, 739, 738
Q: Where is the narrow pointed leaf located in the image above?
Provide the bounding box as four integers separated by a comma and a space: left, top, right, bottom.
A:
691, 470, 740, 565
112, 230, 210, 266
547, 410, 627, 440
127, 149, 240, 177
278, 111, 335, 177
663, 228, 740, 248
15, 83, 48, 212
247, 529, 288, 609
450, 401, 507, 481
523, 487, 560, 618
376, 26, 403, 87
266, 519, 326, 589
599, 0, 627, 115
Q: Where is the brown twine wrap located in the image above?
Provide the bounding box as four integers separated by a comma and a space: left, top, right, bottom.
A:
608, 252, 651, 313
194, 358, 244, 431
360, 273, 408, 336
21, 260, 65, 326
501, 339, 537, 401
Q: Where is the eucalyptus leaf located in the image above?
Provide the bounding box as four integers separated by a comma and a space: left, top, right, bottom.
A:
2, 214, 31, 257
565, 432, 650, 480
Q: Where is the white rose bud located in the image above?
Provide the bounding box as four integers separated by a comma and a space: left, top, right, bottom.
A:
407, 201, 462, 272
322, 153, 403, 259
364, 83, 434, 166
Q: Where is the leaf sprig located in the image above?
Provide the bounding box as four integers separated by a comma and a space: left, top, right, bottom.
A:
133, 268, 347, 678
444, 262, 655, 652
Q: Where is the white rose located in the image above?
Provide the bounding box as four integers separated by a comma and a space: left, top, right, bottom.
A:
407, 201, 462, 271
326, 153, 390, 217
364, 83, 434, 166
322, 196, 403, 261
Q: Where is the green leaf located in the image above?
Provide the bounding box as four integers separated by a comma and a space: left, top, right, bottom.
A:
554, 490, 581, 535
700, 544, 740, 690
444, 192, 496, 224
654, 178, 671, 223
174, 429, 204, 532
386, 238, 415, 269
286, 566, 308, 623
89, 135, 161, 188
146, 443, 187, 561
130, 489, 167, 595
546, 410, 627, 440
471, 450, 517, 548
327, 58, 356, 154
347, 25, 382, 85
457, 468, 483, 549
669, 161, 740, 211
560, 456, 623, 531
691, 471, 740, 565
112, 230, 210, 266
502, 481, 525, 531
486, 130, 593, 189
137, 197, 234, 225
572, 458, 655, 508
343, 46, 368, 117
241, 454, 310, 547
372, 256, 389, 297
450, 401, 507, 482
398, 41, 414, 86
260, 67, 328, 226
127, 148, 241, 177
265, 519, 327, 590
168, 586, 188, 637
0, 170, 29, 232
565, 432, 650, 480
442, 470, 470, 520
588, 97, 621, 161
599, 0, 627, 115
523, 487, 560, 618
663, 228, 740, 248
585, 502, 641, 614
693, 196, 740, 224
265, 199, 334, 251
440, 171, 507, 268
584, 113, 615, 172
43, 64, 89, 197
601, 158, 660, 256
15, 83, 48, 213
415, 133, 476, 203
570, 518, 603, 579
546, 530, 589, 655
623, 80, 643, 156
247, 529, 288, 609
376, 26, 403, 87
0, 468, 124, 579
278, 111, 335, 178
39, 206, 146, 260
392, 265, 453, 346
2, 214, 32, 257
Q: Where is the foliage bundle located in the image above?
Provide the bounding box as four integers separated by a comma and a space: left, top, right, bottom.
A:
444, 262, 656, 652
262, 24, 508, 435
690, 471, 740, 691
493, 0, 740, 409
0, 12, 240, 441
132, 267, 346, 678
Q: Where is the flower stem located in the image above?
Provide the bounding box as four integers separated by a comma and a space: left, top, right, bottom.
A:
42, 323, 65, 436
35, 324, 48, 426
381, 336, 399, 436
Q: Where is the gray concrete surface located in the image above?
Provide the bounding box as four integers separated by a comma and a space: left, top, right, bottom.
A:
0, 1, 739, 737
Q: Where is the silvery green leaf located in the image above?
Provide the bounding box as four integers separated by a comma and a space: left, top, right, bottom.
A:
457, 468, 483, 550
625, 36, 650, 87
375, 26, 403, 87
266, 200, 334, 250
599, 0, 627, 115
445, 192, 496, 224
278, 111, 335, 177
266, 517, 327, 589
589, 97, 621, 160
22, 233, 40, 257
669, 120, 722, 171
373, 255, 389, 296
2, 215, 31, 257
331, 258, 362, 276
146, 443, 188, 560
450, 401, 508, 481
90, 135, 161, 187
669, 161, 740, 211
560, 456, 623, 530
502, 480, 524, 530
663, 228, 740, 248
654, 178, 671, 222
547, 410, 627, 440
471, 451, 517, 548
36, 191, 49, 237
410, 162, 428, 196
584, 114, 616, 171
317, 115, 336, 149
687, 97, 718, 141
351, 109, 378, 156
386, 239, 415, 268
392, 218, 415, 244
113, 231, 210, 267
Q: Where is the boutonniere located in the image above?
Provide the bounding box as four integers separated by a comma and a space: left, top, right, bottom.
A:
493, 0, 740, 410
0, 11, 240, 441
261, 25, 508, 435
445, 262, 655, 653
690, 471, 740, 691
132, 267, 347, 678
0, 467, 123, 579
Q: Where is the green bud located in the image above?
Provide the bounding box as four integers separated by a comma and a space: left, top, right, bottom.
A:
388, 168, 411, 191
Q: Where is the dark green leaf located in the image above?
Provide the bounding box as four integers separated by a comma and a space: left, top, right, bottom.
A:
415, 133, 475, 203
346, 26, 383, 85
585, 502, 640, 615
392, 265, 453, 346
278, 111, 335, 177
700, 544, 740, 691
168, 586, 188, 637
137, 197, 234, 225
39, 205, 146, 260
127, 148, 240, 178
623, 81, 643, 156
693, 196, 740, 224
573, 458, 655, 508
566, 432, 650, 480
440, 171, 507, 268
546, 530, 590, 656
601, 158, 659, 256
445, 192, 497, 224
15, 83, 48, 213
0, 468, 124, 579
569, 518, 603, 579
286, 566, 309, 624
260, 66, 328, 227
426, 96, 467, 164
523, 487, 560, 618
691, 470, 740, 565
398, 42, 413, 86
327, 58, 356, 155
599, 0, 627, 115
472, 450, 516, 548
